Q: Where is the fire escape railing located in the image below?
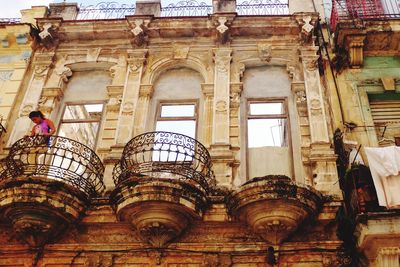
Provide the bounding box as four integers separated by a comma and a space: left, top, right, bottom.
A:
331, 0, 400, 31
113, 131, 215, 192
0, 136, 105, 197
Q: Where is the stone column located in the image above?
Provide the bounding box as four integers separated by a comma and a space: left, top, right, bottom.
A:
301, 47, 340, 196
115, 49, 147, 145
212, 48, 232, 145
7, 52, 55, 145
376, 247, 400, 267
201, 83, 214, 148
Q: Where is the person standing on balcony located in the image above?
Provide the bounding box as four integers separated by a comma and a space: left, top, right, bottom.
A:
28, 111, 56, 137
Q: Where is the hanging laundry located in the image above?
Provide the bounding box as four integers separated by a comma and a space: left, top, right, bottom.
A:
364, 146, 400, 209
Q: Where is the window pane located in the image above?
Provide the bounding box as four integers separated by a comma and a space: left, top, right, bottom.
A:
248, 118, 287, 147
156, 120, 196, 138
58, 122, 100, 149
250, 102, 284, 115
62, 104, 103, 121
161, 104, 195, 117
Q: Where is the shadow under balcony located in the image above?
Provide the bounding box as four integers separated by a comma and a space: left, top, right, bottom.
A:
0, 136, 105, 248
111, 131, 215, 248
228, 175, 322, 245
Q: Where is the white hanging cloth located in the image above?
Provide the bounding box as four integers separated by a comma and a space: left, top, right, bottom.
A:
364, 146, 400, 209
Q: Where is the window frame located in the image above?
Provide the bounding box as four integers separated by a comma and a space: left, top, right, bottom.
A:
245, 97, 292, 180
246, 98, 289, 148
154, 100, 199, 138
57, 101, 106, 150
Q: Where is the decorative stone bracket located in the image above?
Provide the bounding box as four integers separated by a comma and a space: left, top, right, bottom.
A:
36, 18, 62, 50
344, 35, 366, 67
293, 13, 318, 45
127, 18, 151, 48
212, 14, 235, 45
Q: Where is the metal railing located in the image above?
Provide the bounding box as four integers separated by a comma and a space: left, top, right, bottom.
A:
3, 135, 105, 197
331, 0, 400, 31
236, 0, 289, 15
114, 131, 215, 191
77, 2, 135, 20
75, 0, 290, 19
161, 1, 212, 17
0, 18, 21, 25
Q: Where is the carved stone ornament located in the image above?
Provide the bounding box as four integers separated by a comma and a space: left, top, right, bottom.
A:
309, 98, 322, 115
173, 45, 190, 59
214, 53, 231, 73
130, 19, 147, 47
34, 65, 49, 76
55, 65, 72, 82
0, 71, 13, 81
216, 100, 228, 113
304, 58, 318, 71
228, 176, 322, 244
19, 103, 35, 117
302, 16, 314, 34
86, 48, 101, 62
38, 23, 59, 50
216, 17, 229, 34
258, 43, 272, 62
121, 101, 135, 115
132, 19, 144, 36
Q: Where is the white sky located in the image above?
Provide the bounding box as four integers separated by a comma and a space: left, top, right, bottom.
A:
0, 0, 213, 18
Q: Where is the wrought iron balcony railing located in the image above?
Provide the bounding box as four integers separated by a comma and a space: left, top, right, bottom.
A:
75, 0, 289, 20
2, 135, 105, 197
330, 0, 400, 31
113, 131, 215, 191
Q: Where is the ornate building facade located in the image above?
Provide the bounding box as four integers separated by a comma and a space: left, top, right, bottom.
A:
1, 0, 396, 266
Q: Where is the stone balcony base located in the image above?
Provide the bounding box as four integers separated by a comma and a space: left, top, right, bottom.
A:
0, 176, 89, 248
111, 176, 208, 248
228, 175, 322, 244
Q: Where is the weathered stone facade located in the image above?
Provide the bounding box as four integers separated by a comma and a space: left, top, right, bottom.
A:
0, 1, 352, 266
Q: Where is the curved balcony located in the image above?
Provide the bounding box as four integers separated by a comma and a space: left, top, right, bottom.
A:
228, 175, 322, 244
0, 136, 105, 248
111, 131, 214, 247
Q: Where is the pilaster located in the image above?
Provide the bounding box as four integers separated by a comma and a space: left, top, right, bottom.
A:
201, 83, 214, 148
133, 84, 154, 136
7, 51, 55, 145
115, 49, 148, 144
301, 47, 340, 196
212, 48, 232, 145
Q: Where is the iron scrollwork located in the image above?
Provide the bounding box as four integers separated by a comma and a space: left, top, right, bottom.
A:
114, 131, 215, 191
236, 0, 289, 16
5, 135, 105, 197
161, 1, 212, 17
77, 2, 135, 20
